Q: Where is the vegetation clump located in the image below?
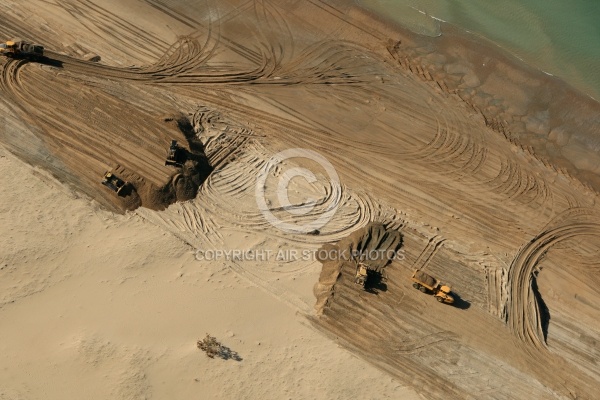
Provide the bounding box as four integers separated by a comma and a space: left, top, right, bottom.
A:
197, 334, 222, 358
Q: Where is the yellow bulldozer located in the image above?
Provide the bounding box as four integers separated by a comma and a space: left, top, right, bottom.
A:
354, 262, 369, 288
101, 171, 128, 196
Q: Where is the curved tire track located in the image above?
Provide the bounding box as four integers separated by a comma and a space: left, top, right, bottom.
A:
506, 208, 600, 350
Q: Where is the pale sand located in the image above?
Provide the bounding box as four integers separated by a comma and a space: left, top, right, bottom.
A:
0, 147, 420, 399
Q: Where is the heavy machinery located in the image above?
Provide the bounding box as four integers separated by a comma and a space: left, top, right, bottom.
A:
101, 171, 128, 195
354, 262, 369, 288
0, 41, 44, 60
165, 139, 184, 167
411, 269, 454, 304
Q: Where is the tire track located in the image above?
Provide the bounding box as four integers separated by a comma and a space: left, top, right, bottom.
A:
57, 0, 168, 59
187, 84, 555, 252
394, 331, 458, 354
505, 208, 600, 351
0, 57, 202, 211
412, 235, 445, 271
136, 124, 403, 251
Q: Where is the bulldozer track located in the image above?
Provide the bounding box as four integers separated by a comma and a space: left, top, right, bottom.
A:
505, 208, 600, 351
191, 84, 547, 240
57, 0, 168, 58
394, 331, 458, 354
412, 235, 445, 272
0, 0, 556, 248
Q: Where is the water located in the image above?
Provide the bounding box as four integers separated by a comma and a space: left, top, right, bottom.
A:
358, 0, 600, 99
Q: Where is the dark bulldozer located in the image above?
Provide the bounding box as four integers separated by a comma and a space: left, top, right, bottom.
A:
165, 140, 185, 167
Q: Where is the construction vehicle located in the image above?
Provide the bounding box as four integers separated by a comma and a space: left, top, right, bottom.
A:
101, 171, 128, 195
354, 262, 369, 288
411, 269, 454, 304
0, 41, 44, 60
165, 139, 184, 167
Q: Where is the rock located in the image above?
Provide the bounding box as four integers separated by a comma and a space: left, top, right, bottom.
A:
83, 53, 101, 62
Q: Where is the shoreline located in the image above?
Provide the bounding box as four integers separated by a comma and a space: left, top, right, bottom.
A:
347, 0, 600, 192
354, 0, 600, 100
355, 0, 600, 101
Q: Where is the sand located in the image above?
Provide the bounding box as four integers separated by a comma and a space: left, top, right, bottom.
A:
0, 147, 420, 399
0, 0, 599, 399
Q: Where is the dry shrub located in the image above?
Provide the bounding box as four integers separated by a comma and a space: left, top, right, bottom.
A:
197, 334, 223, 359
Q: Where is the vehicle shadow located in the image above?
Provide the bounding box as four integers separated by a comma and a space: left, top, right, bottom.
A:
176, 116, 206, 154
451, 292, 471, 309
219, 345, 243, 361
364, 270, 388, 294
38, 57, 63, 68
117, 183, 136, 198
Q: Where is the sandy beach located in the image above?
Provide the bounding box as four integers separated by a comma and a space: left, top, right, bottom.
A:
0, 1, 599, 399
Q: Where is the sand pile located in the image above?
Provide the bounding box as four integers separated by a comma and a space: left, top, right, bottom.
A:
105, 131, 211, 211
314, 222, 402, 314
133, 114, 213, 211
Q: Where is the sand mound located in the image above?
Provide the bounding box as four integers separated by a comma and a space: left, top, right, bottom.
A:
314, 222, 403, 314
413, 270, 436, 287
122, 114, 212, 211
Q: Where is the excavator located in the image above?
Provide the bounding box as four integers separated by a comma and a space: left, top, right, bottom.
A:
165, 139, 185, 167
0, 40, 44, 61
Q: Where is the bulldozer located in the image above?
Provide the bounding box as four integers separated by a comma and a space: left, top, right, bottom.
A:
411, 269, 454, 304
165, 139, 184, 167
0, 40, 44, 60
354, 262, 369, 288
101, 171, 128, 195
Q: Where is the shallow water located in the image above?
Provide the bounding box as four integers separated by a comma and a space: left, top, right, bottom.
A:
358, 0, 600, 99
